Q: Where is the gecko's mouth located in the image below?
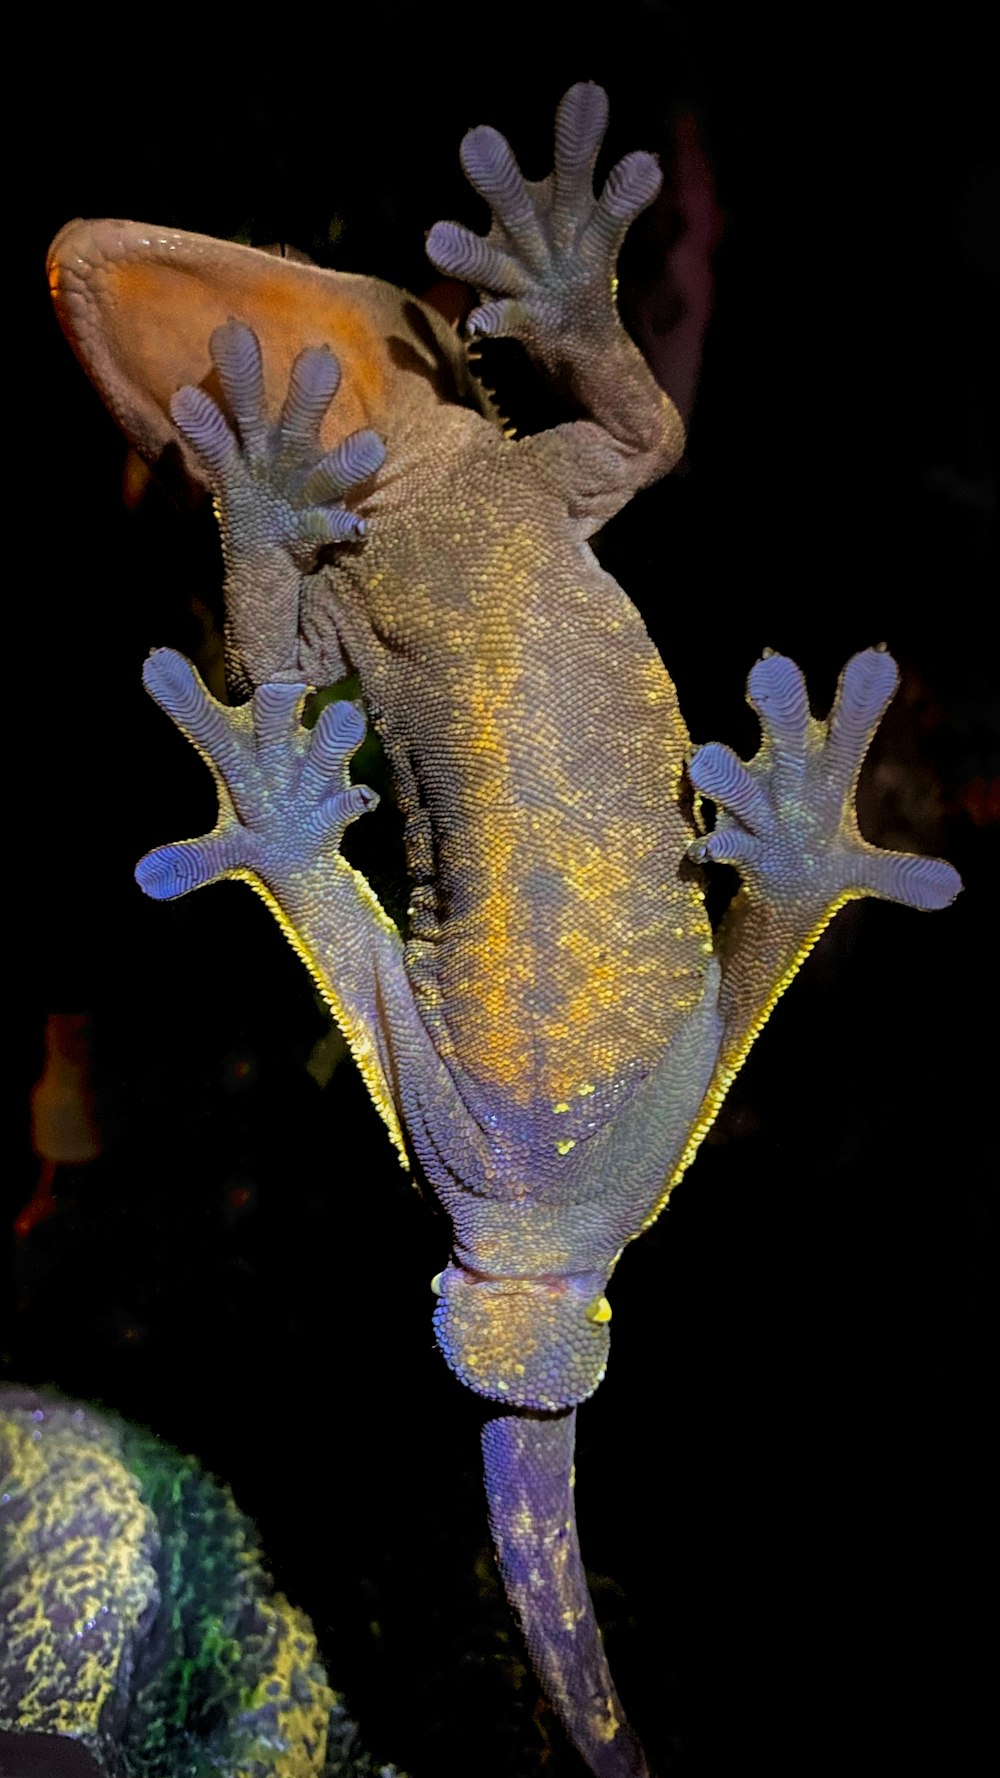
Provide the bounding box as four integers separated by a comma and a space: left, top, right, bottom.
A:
439, 1258, 605, 1291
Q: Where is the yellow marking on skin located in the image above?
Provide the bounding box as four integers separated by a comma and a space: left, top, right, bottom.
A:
449, 633, 526, 1089
512, 1506, 537, 1541
594, 1699, 623, 1743
586, 1295, 612, 1324
430, 1272, 443, 1295
555, 1138, 576, 1155
435, 536, 711, 1102
577, 1082, 595, 1096
553, 1100, 571, 1114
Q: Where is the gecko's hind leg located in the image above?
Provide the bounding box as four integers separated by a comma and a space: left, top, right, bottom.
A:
688, 649, 961, 1066
427, 83, 683, 489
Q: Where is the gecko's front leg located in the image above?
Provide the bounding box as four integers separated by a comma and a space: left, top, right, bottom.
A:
428, 82, 685, 523
170, 319, 385, 699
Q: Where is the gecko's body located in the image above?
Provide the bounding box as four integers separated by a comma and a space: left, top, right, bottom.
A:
344, 427, 707, 1148
48, 84, 959, 1778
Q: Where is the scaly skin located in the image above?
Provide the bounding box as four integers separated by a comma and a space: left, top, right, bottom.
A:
47, 83, 960, 1777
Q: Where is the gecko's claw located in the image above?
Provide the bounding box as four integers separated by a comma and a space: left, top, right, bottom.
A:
746, 653, 811, 755
849, 847, 962, 912
688, 826, 765, 869
136, 831, 247, 901
465, 299, 524, 341
136, 650, 377, 902
552, 80, 609, 190
823, 648, 900, 795
278, 343, 342, 453
300, 431, 386, 505
208, 320, 269, 456
688, 648, 962, 916
169, 385, 238, 478
289, 504, 366, 557
424, 222, 527, 298
459, 125, 544, 249
142, 647, 248, 773
590, 150, 664, 248
688, 741, 775, 834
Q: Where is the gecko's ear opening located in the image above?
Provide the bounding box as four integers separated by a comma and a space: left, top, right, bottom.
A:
432, 1265, 611, 1411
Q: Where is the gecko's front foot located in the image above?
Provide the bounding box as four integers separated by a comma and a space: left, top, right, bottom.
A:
172, 322, 385, 694
427, 82, 660, 369
688, 649, 961, 915
135, 650, 375, 903
173, 321, 385, 564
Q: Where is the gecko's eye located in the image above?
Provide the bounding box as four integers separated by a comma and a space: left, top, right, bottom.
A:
585, 1295, 612, 1324
431, 1264, 611, 1411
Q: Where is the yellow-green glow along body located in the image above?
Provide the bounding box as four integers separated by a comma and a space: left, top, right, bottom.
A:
48, 83, 960, 1778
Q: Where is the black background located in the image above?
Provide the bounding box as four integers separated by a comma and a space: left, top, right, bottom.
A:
9, 6, 995, 1774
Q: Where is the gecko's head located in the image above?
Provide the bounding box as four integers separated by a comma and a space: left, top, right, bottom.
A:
431, 1264, 612, 1411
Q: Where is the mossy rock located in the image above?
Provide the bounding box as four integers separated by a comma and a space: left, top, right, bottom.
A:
0, 1387, 403, 1778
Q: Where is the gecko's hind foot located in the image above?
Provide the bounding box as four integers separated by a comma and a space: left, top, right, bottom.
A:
171, 321, 386, 571
687, 649, 961, 914
136, 650, 376, 901
427, 82, 661, 361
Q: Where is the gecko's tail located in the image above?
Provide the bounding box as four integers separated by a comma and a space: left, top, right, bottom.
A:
482, 1409, 652, 1778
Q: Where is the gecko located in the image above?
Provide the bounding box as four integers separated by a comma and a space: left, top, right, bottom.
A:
47, 83, 960, 1778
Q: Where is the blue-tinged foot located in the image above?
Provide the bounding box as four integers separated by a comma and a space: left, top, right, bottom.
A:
135, 649, 376, 903
428, 83, 685, 502
688, 649, 961, 914
171, 321, 385, 695
172, 320, 385, 561
427, 82, 661, 365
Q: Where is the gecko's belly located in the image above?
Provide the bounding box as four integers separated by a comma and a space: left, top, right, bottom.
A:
388, 590, 712, 1132
345, 466, 713, 1137
427, 791, 709, 1127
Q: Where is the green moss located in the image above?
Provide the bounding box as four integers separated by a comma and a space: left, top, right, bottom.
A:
1, 1391, 404, 1778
